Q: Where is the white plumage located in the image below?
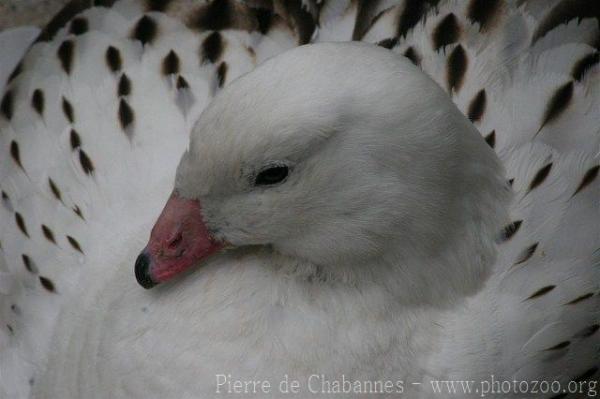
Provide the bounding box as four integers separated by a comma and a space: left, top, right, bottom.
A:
0, 1, 598, 398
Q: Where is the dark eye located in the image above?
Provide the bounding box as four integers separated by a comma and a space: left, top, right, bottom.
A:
255, 165, 289, 186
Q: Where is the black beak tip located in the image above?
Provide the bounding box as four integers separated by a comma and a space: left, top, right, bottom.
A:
135, 251, 156, 289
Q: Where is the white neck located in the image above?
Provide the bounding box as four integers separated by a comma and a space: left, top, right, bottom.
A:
37, 232, 446, 397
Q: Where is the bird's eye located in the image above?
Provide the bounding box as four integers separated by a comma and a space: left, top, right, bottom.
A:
255, 165, 289, 186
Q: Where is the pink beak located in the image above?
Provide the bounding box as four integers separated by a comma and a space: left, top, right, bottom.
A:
135, 192, 224, 289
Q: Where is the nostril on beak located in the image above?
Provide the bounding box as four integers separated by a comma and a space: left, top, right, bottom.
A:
168, 233, 183, 250
135, 251, 156, 289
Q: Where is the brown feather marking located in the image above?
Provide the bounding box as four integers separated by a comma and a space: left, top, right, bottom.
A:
514, 242, 538, 265
539, 81, 573, 131
62, 97, 75, 123
485, 130, 495, 148
501, 220, 522, 241
397, 0, 437, 38
41, 225, 57, 244
131, 15, 158, 46
176, 76, 190, 90
1, 191, 10, 210
36, 0, 99, 42
189, 0, 235, 31
7, 62, 23, 84
531, 0, 600, 45
566, 292, 594, 305
31, 89, 45, 117
1, 90, 14, 120
73, 205, 84, 220
118, 99, 135, 132
527, 285, 555, 300
188, 0, 258, 33
70, 129, 81, 150
432, 13, 460, 51
279, 1, 316, 45
162, 50, 180, 76
377, 38, 398, 50
69, 16, 89, 35
79, 150, 95, 175
57, 40, 75, 75
10, 140, 24, 170
255, 7, 273, 34
217, 62, 228, 88
467, 0, 502, 31
15, 212, 29, 238
95, 1, 119, 8
572, 165, 599, 197
39, 276, 56, 293
246, 46, 256, 60
352, 0, 382, 41
467, 89, 486, 122
573, 324, 599, 338
572, 52, 599, 81
67, 235, 84, 254
446, 45, 467, 93
105, 46, 122, 73
22, 254, 37, 273
201, 32, 224, 64
528, 163, 552, 192
118, 74, 132, 97
544, 340, 570, 351
48, 178, 62, 202
403, 47, 421, 66
145, 0, 174, 12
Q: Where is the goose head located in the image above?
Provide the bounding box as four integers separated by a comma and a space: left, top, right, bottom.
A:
135, 42, 510, 305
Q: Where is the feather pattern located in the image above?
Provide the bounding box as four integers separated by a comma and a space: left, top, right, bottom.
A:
0, 0, 598, 398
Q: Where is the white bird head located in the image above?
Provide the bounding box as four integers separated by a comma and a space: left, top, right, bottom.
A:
136, 42, 510, 305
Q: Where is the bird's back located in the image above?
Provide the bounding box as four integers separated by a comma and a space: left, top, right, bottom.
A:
0, 1, 598, 397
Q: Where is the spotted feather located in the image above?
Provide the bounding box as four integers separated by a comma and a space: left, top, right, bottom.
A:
0, 1, 597, 398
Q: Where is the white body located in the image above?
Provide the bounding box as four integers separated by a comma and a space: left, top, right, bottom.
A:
0, 1, 598, 398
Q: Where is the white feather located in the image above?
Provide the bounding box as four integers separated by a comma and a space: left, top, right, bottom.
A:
0, 1, 598, 398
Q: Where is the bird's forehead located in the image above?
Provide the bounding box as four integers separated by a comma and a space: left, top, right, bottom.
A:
175, 101, 338, 199
190, 83, 340, 160
188, 115, 326, 171
176, 43, 409, 196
